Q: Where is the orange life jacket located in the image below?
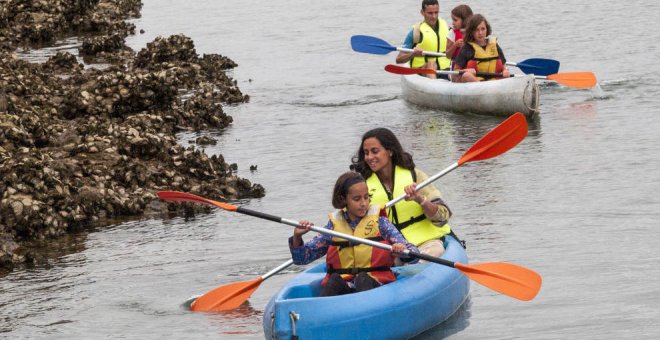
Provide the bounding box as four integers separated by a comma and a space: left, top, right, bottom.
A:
466, 37, 504, 81
324, 205, 396, 285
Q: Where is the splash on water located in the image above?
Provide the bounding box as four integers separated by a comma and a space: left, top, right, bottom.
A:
591, 82, 610, 99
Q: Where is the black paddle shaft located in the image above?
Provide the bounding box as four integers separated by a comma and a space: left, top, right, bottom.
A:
236, 207, 283, 224
410, 252, 457, 268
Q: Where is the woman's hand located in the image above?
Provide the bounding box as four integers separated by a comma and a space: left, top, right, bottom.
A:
404, 183, 426, 205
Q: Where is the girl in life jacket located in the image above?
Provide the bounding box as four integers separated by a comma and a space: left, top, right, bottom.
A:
445, 4, 473, 69
289, 171, 419, 297
452, 13, 511, 83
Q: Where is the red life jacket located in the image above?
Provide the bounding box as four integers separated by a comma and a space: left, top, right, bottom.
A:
324, 205, 396, 286
452, 29, 463, 59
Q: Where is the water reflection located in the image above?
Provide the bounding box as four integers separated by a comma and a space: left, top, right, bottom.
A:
203, 302, 263, 337
15, 37, 83, 63
415, 296, 473, 339
560, 100, 598, 119
1, 231, 89, 278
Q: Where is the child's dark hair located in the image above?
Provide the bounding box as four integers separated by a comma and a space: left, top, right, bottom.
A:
451, 4, 473, 29
332, 171, 366, 209
464, 14, 492, 43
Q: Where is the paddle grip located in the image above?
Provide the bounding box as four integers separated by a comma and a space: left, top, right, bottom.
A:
236, 207, 282, 224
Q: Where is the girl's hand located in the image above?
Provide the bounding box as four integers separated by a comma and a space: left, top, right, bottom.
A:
455, 39, 464, 48
391, 243, 407, 254
294, 220, 313, 237
503, 68, 510, 78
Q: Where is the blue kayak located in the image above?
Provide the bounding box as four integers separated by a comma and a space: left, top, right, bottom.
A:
262, 236, 469, 339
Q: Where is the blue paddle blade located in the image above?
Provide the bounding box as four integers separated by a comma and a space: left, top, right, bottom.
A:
515, 58, 560, 76
350, 35, 397, 55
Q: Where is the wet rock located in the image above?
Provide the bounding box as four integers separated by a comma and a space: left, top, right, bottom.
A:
0, 0, 263, 273
195, 136, 217, 145
135, 34, 197, 68
80, 34, 125, 55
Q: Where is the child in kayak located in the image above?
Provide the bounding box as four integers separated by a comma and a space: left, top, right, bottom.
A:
445, 4, 473, 69
452, 13, 511, 82
289, 171, 418, 297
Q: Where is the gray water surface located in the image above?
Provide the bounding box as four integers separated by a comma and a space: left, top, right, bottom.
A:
2, 1, 660, 339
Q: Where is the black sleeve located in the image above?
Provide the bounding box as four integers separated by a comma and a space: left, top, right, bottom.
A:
497, 44, 506, 64
454, 44, 474, 69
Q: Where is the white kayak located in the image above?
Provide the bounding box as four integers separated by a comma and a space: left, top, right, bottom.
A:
400, 73, 540, 117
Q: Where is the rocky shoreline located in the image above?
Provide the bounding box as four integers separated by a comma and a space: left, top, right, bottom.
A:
0, 0, 265, 272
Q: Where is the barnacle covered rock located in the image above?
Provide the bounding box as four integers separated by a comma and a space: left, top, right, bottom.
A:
0, 0, 262, 273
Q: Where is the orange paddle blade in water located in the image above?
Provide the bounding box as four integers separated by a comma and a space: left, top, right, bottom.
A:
546, 72, 597, 89
455, 262, 542, 301
191, 277, 264, 312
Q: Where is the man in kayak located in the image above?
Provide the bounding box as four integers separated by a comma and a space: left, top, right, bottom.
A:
395, 0, 452, 79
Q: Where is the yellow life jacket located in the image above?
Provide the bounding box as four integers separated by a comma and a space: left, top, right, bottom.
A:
466, 37, 503, 81
366, 166, 451, 246
325, 205, 396, 285
410, 20, 451, 70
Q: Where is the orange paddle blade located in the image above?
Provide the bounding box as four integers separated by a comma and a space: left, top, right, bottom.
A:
384, 64, 436, 75
547, 72, 597, 89
157, 191, 238, 211
455, 262, 542, 301
457, 112, 528, 165
191, 277, 264, 312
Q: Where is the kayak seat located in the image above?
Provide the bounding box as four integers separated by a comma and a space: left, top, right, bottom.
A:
279, 279, 323, 299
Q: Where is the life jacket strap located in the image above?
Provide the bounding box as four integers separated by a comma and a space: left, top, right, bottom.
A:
327, 266, 391, 275
331, 236, 384, 249
394, 214, 427, 230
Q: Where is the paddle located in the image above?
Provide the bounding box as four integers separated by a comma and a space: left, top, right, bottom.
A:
351, 34, 446, 57
506, 58, 559, 76
157, 112, 530, 310
387, 111, 528, 207
384, 64, 597, 89
158, 191, 542, 301
352, 35, 559, 75
184, 259, 293, 312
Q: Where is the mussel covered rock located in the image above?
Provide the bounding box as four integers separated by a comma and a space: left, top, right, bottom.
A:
0, 0, 263, 273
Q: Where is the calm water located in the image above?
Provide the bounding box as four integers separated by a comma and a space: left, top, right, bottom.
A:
3, 1, 660, 339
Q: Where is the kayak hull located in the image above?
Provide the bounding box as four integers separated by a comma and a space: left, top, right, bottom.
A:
262, 237, 469, 339
400, 73, 540, 117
